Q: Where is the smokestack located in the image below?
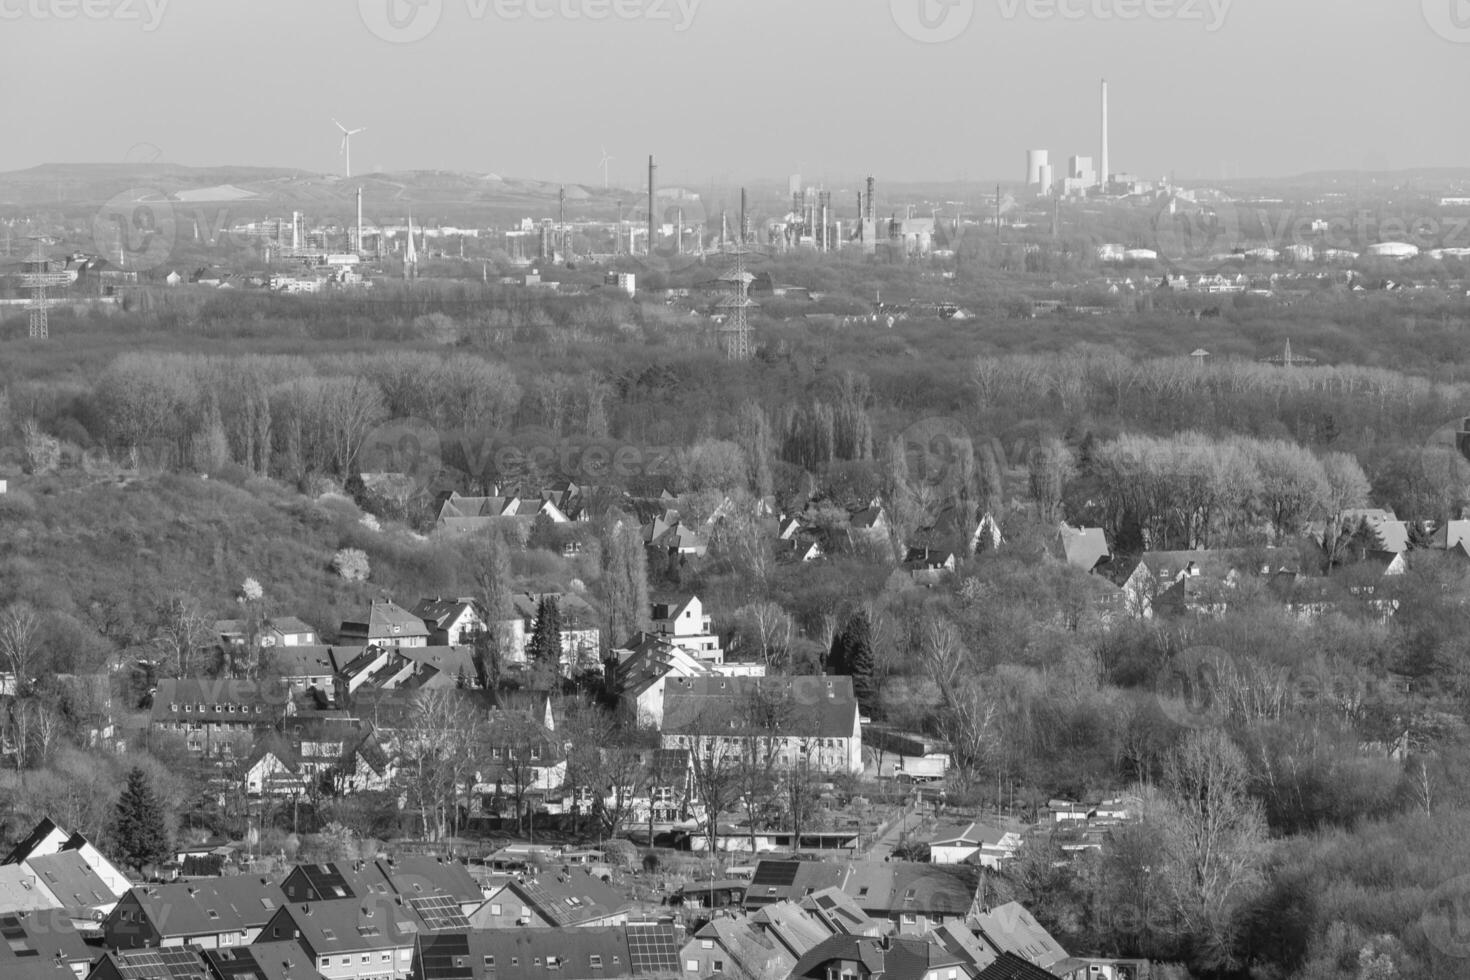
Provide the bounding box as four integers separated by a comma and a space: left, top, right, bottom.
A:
356, 187, 363, 256
866, 176, 876, 223
740, 188, 747, 244
647, 155, 657, 255
1100, 78, 1109, 190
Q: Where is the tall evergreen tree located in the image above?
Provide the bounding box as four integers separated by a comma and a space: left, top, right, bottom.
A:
601, 521, 650, 651
830, 612, 877, 714
527, 596, 564, 671
111, 767, 170, 874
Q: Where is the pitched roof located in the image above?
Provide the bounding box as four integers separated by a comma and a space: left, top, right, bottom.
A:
661, 676, 858, 740
1055, 524, 1110, 571
0, 909, 93, 970
745, 860, 977, 917
268, 897, 426, 954
970, 901, 1069, 970
202, 942, 321, 980
340, 599, 431, 641
929, 821, 1013, 848
972, 951, 1065, 980
119, 876, 286, 937
416, 924, 680, 980
259, 644, 340, 678
24, 851, 119, 908
150, 677, 290, 725
495, 870, 632, 926
791, 934, 963, 980
412, 598, 481, 630
1, 819, 65, 865
0, 866, 61, 913
90, 946, 213, 980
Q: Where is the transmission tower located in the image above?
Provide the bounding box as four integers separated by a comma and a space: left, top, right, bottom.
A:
715, 244, 760, 361
19, 238, 70, 340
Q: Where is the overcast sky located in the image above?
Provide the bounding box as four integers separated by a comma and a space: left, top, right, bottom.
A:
2, 0, 1466, 184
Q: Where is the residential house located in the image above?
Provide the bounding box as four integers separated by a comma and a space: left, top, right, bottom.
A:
257, 645, 340, 698
436, 493, 570, 535
0, 909, 95, 980
789, 934, 967, 980
470, 870, 632, 929
680, 917, 792, 979
86, 947, 215, 980
660, 675, 864, 776
216, 617, 319, 649
0, 866, 63, 915
275, 716, 393, 795
743, 860, 978, 935
333, 644, 478, 700
411, 924, 682, 980
149, 678, 291, 756
338, 600, 431, 648
504, 593, 601, 671
649, 596, 723, 664
605, 637, 719, 728
1053, 525, 1110, 572
1432, 519, 1470, 554
281, 857, 482, 918
259, 897, 430, 980
411, 598, 486, 646
902, 549, 958, 585
24, 849, 124, 916
927, 822, 1023, 868
203, 944, 325, 980
850, 502, 890, 546
2, 818, 132, 900
102, 876, 287, 949
970, 902, 1086, 979
1114, 548, 1295, 619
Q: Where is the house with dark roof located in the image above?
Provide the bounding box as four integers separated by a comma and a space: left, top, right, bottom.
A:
1, 818, 130, 899
281, 857, 482, 914
969, 902, 1085, 979
259, 897, 431, 979
471, 870, 632, 929
86, 946, 214, 980
789, 934, 966, 980
102, 876, 287, 950
743, 860, 978, 935
680, 916, 792, 980
412, 598, 486, 646
339, 600, 431, 648
412, 924, 681, 980
503, 593, 601, 671
216, 617, 319, 650
150, 677, 291, 756
203, 942, 323, 980
256, 644, 340, 697
436, 493, 570, 536
605, 637, 720, 728
649, 596, 722, 664
1113, 548, 1296, 619
0, 908, 95, 978
660, 675, 863, 776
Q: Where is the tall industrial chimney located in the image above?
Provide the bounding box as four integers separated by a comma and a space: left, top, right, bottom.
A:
740, 187, 748, 244
647, 156, 657, 254
1100, 79, 1109, 190
866, 176, 876, 223
356, 188, 363, 256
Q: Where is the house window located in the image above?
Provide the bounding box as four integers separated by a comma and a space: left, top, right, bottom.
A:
686, 961, 700, 972
320, 959, 331, 969
588, 956, 601, 968
701, 941, 713, 950
382, 953, 391, 962
485, 956, 496, 967
714, 961, 725, 972
362, 955, 371, 964
547, 956, 561, 970
490, 904, 502, 916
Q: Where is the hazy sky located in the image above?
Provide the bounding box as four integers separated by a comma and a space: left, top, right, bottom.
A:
2, 0, 1467, 184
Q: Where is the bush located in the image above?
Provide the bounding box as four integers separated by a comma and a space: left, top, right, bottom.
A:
602, 839, 638, 869
332, 548, 370, 582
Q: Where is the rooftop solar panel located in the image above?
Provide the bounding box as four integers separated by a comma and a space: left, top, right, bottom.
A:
413, 895, 471, 932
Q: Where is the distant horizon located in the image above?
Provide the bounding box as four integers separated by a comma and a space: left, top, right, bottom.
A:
2, 3, 1464, 184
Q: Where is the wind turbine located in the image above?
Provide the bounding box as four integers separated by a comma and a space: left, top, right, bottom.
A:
334, 119, 366, 178
599, 147, 614, 190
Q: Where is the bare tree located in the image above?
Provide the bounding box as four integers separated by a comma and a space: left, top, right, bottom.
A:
0, 603, 44, 695
151, 594, 213, 678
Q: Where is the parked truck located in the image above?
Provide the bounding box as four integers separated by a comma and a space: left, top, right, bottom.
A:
895, 754, 948, 783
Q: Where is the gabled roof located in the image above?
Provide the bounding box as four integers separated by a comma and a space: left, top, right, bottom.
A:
90, 946, 212, 980
0, 909, 93, 970
259, 644, 339, 679
25, 850, 119, 908
929, 821, 1013, 849
661, 676, 858, 740
412, 598, 481, 630
0, 866, 61, 913
493, 870, 632, 926
2, 819, 64, 865
268, 897, 426, 954
745, 860, 977, 917
150, 677, 290, 726
799, 886, 881, 936
340, 599, 431, 641
610, 638, 716, 700
118, 876, 286, 937
970, 901, 1069, 970
972, 951, 1062, 980
1055, 524, 1110, 571
203, 942, 322, 980
415, 923, 681, 980
791, 934, 963, 980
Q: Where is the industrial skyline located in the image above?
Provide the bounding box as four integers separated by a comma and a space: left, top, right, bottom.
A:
0, 0, 1461, 182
